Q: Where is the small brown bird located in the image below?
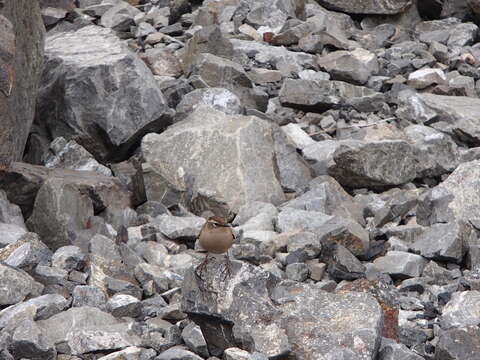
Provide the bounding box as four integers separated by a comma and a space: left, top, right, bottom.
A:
195, 216, 234, 280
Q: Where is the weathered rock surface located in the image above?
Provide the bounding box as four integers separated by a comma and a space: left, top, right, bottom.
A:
36, 25, 170, 161
316, 0, 412, 15
142, 106, 285, 216
0, 0, 45, 166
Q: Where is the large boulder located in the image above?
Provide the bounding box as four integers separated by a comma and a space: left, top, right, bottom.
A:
0, 1, 45, 166
35, 25, 171, 162
142, 106, 285, 217
0, 162, 131, 218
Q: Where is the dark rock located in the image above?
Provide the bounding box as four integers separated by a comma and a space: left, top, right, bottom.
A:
36, 25, 171, 161
0, 0, 45, 166
181, 322, 209, 358
325, 244, 366, 280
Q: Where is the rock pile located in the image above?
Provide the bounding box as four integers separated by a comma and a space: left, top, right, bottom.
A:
2, 0, 480, 359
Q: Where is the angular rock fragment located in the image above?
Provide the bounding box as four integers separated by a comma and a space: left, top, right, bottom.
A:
316, 0, 411, 15
373, 251, 427, 278
36, 25, 170, 161
142, 106, 285, 216
0, 263, 43, 306
440, 291, 480, 329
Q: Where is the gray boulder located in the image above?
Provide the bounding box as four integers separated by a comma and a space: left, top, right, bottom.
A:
435, 326, 480, 360
0, 1, 45, 166
9, 319, 56, 359
0, 232, 52, 272
0, 190, 25, 228
303, 140, 417, 189
100, 2, 140, 31
26, 178, 94, 251
36, 25, 170, 161
373, 251, 427, 278
440, 291, 480, 329
0, 222, 27, 248
142, 106, 285, 216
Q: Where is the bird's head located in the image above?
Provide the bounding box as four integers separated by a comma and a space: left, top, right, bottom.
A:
206, 216, 231, 228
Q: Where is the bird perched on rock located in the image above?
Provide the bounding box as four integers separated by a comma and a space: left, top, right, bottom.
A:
195, 216, 234, 280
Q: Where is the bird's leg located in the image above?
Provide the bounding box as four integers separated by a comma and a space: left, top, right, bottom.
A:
195, 253, 210, 281
221, 252, 232, 281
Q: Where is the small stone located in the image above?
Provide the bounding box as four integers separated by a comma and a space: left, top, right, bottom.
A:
373, 251, 428, 279
107, 294, 141, 318
51, 246, 86, 272
181, 322, 209, 358
285, 263, 309, 282
72, 285, 107, 309
407, 68, 447, 89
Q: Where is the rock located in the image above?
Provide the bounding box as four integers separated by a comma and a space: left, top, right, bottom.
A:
248, 68, 282, 84
142, 106, 285, 216
231, 39, 316, 77
286, 231, 321, 263
281, 124, 316, 150
100, 2, 140, 31
379, 338, 424, 360
407, 68, 446, 89
175, 88, 243, 122
9, 319, 56, 359
317, 48, 379, 85
37, 306, 141, 355
404, 125, 459, 178
141, 48, 182, 77
156, 346, 203, 360
418, 94, 480, 146
190, 53, 265, 111
302, 139, 417, 189
43, 137, 112, 176
107, 294, 141, 318
279, 79, 383, 112
326, 244, 366, 280
224, 348, 254, 360
26, 178, 94, 251
181, 322, 209, 358
51, 246, 86, 272
272, 126, 313, 193
0, 232, 52, 272
0, 263, 43, 306
440, 291, 480, 329
0, 222, 27, 247
272, 281, 383, 359
276, 208, 369, 257
285, 263, 309, 281
96, 347, 150, 360
0, 0, 45, 166
72, 285, 107, 309
435, 326, 480, 360
373, 251, 427, 278
153, 214, 205, 240
41, 6, 68, 26
233, 202, 278, 232
36, 25, 170, 161
0, 190, 25, 228
410, 221, 472, 264
418, 160, 480, 225
316, 0, 411, 14
0, 162, 131, 217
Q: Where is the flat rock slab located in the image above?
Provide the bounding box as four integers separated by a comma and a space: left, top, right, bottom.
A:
142, 106, 285, 216
316, 0, 412, 15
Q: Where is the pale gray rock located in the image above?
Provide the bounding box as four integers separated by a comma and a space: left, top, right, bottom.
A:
37, 25, 170, 161
281, 124, 316, 150
37, 306, 141, 355
232, 230, 278, 264
407, 68, 446, 89
0, 162, 131, 218
0, 190, 25, 228
52, 246, 86, 272
100, 2, 140, 31
410, 221, 472, 263
10, 319, 56, 360
435, 326, 480, 360
279, 79, 383, 112
233, 202, 278, 232
317, 48, 379, 85
302, 139, 417, 188
96, 347, 148, 360
379, 338, 424, 360
0, 223, 27, 248
0, 264, 43, 306
440, 291, 480, 329
107, 294, 141, 318
142, 106, 285, 216
153, 214, 205, 240
0, 232, 52, 272
373, 251, 427, 278
156, 346, 203, 360
316, 0, 411, 14
231, 39, 316, 77
286, 232, 321, 263
175, 88, 243, 122
141, 48, 182, 78
285, 263, 309, 281
43, 137, 112, 176
418, 161, 480, 225
26, 178, 94, 251
72, 285, 107, 309
404, 125, 458, 178
181, 322, 209, 358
